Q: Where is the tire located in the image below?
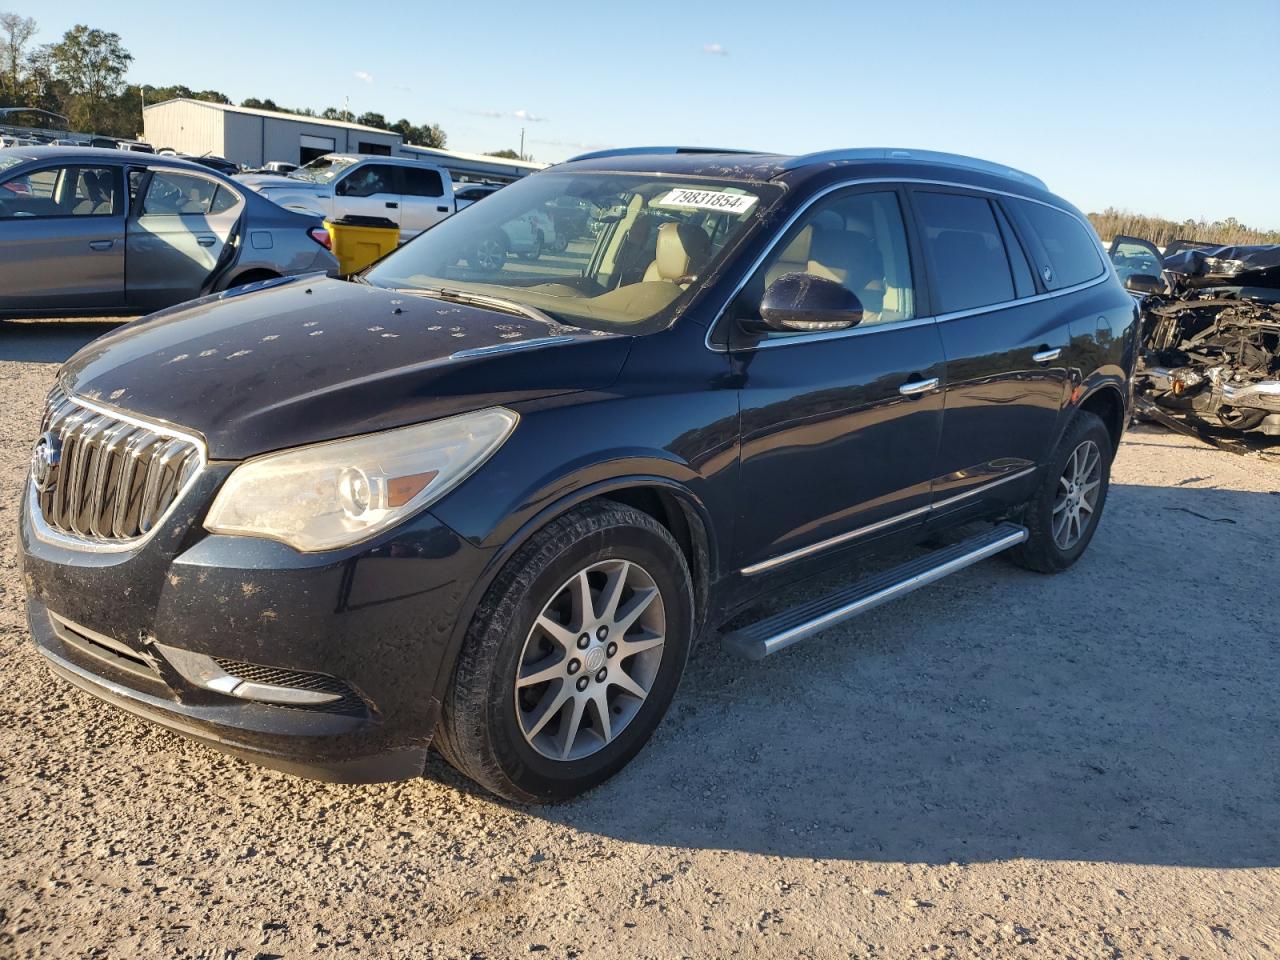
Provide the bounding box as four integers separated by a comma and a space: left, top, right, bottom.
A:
437, 501, 693, 803
1006, 410, 1113, 574
469, 232, 507, 271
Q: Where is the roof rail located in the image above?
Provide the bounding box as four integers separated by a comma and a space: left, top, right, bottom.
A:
781, 148, 1048, 191
564, 145, 765, 164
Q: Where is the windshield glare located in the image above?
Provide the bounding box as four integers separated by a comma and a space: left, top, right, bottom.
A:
289, 155, 356, 183
365, 172, 778, 332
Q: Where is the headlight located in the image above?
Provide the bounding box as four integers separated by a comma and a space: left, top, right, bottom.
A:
204, 407, 518, 551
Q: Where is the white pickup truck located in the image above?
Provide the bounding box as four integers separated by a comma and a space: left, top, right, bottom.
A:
236, 154, 457, 238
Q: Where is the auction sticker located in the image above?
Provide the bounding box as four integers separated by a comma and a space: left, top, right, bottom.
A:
656, 188, 758, 215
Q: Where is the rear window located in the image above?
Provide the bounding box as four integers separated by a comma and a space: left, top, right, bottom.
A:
913, 192, 1016, 312
1012, 200, 1103, 288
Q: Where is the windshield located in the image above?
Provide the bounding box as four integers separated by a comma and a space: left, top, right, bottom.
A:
289, 155, 357, 183
365, 171, 780, 333
0, 153, 29, 176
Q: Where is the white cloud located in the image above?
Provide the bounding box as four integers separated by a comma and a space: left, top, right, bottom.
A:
703, 42, 728, 55
354, 70, 374, 84
472, 108, 549, 122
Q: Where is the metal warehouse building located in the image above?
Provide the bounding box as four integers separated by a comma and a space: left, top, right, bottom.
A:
142, 98, 543, 182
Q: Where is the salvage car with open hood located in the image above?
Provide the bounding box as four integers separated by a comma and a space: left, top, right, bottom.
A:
1110, 236, 1280, 439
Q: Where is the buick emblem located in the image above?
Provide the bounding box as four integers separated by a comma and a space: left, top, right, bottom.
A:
30, 431, 61, 493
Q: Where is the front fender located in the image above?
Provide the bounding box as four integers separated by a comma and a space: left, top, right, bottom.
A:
425, 468, 720, 710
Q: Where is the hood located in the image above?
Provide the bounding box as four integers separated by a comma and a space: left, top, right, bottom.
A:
1163, 244, 1280, 290
61, 278, 630, 460
236, 173, 327, 194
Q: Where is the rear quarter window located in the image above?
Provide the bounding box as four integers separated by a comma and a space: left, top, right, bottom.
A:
1012, 199, 1104, 288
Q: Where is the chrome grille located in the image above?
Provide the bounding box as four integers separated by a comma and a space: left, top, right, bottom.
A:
34, 387, 204, 542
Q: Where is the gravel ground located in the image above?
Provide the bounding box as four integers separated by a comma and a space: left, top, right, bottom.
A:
2, 320, 1279, 959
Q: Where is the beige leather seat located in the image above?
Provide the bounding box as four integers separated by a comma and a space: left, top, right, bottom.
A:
764, 225, 816, 288
642, 222, 711, 287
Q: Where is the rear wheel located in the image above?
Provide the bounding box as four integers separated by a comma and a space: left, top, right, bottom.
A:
1007, 411, 1112, 573
437, 501, 692, 802
1008, 412, 1111, 576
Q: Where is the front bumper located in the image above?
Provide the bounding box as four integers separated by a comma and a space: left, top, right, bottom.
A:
19, 469, 492, 782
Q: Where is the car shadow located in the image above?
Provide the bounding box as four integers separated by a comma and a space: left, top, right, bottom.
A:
425, 482, 1280, 868
0, 319, 128, 364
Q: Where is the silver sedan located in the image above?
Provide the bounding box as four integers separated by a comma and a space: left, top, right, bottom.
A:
0, 146, 338, 317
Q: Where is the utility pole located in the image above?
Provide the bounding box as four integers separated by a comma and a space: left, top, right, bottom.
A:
519, 126, 525, 161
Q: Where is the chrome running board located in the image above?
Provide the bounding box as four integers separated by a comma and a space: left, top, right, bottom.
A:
722, 522, 1028, 660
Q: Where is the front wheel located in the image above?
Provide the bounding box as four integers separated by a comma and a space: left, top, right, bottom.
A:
469, 232, 507, 271
437, 501, 693, 802
1007, 410, 1113, 573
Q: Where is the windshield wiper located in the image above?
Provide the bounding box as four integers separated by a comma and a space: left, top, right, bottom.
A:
394, 286, 564, 327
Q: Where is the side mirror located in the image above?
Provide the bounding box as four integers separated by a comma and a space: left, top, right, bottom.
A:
757, 273, 863, 333
1123, 273, 1165, 296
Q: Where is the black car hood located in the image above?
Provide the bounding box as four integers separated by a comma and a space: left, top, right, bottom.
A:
61, 278, 630, 460
1163, 244, 1280, 289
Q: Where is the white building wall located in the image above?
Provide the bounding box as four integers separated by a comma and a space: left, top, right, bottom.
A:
143, 101, 225, 156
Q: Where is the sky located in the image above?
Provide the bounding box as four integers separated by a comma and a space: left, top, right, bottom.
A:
13, 0, 1280, 228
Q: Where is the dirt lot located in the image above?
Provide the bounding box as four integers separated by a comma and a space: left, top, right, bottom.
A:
2, 320, 1278, 959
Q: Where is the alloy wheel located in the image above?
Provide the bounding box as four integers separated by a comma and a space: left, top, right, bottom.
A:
1052, 439, 1102, 549
514, 559, 666, 762
476, 237, 504, 270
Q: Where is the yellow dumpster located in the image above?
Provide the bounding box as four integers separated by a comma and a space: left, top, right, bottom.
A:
324, 215, 400, 276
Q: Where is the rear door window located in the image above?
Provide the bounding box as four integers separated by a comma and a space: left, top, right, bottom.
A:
141, 172, 221, 215
1010, 199, 1104, 289
912, 191, 1015, 312
402, 167, 444, 198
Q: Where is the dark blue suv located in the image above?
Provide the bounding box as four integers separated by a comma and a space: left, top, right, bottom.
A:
19, 146, 1138, 801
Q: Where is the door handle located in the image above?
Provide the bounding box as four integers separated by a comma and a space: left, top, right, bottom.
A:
437, 205, 449, 213
196, 235, 217, 247
88, 239, 114, 251
898, 377, 940, 397
1032, 347, 1062, 363
385, 201, 399, 209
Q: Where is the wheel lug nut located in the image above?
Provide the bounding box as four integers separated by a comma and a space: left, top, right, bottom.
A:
596, 625, 608, 640
576, 676, 589, 692
567, 659, 580, 675
577, 633, 590, 649
606, 641, 618, 657
595, 667, 607, 683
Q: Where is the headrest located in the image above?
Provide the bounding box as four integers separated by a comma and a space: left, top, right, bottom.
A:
776, 225, 813, 264
653, 221, 711, 282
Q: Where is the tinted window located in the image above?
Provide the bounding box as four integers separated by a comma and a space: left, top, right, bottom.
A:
1014, 199, 1103, 288
142, 172, 220, 215
913, 192, 1014, 312
748, 190, 916, 326
402, 167, 443, 198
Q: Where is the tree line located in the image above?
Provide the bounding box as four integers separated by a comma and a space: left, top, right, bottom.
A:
1088, 207, 1280, 247
0, 13, 447, 148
